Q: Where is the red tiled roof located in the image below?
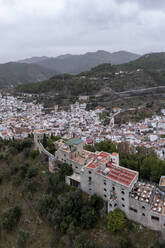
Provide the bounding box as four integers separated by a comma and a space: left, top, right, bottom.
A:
97, 163, 137, 187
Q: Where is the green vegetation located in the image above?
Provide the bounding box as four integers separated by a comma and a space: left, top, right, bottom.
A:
0, 62, 54, 87
0, 137, 163, 247
16, 76, 100, 96
12, 52, 165, 115
42, 134, 61, 154
16, 230, 30, 248
85, 140, 165, 183
107, 209, 126, 233
85, 141, 117, 154
1, 206, 21, 232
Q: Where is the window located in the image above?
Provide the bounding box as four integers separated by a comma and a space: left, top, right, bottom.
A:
112, 186, 115, 191
88, 171, 92, 174
142, 213, 145, 216
142, 206, 145, 209
122, 204, 125, 208
104, 194, 107, 198
114, 203, 117, 207
104, 180, 106, 185
109, 203, 112, 207
121, 190, 125, 195
104, 188, 107, 191
75, 166, 78, 169
89, 188, 91, 191
151, 216, 159, 221
121, 198, 125, 201
129, 207, 137, 213
88, 177, 91, 181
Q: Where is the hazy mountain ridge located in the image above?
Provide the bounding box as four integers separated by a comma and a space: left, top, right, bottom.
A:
18, 50, 140, 74
0, 62, 55, 87
15, 52, 165, 108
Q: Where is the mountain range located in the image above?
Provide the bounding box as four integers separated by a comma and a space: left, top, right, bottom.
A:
16, 52, 165, 107
0, 62, 54, 88
0, 50, 140, 87
18, 50, 140, 74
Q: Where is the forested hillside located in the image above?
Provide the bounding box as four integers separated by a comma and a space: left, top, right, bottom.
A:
0, 137, 163, 248
14, 53, 165, 113
18, 50, 140, 74
0, 62, 54, 87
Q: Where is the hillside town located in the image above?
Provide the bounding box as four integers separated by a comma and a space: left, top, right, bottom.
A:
1, 94, 165, 160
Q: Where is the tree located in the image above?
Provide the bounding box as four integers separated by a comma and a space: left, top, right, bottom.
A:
43, 134, 47, 148
80, 206, 97, 229
37, 194, 55, 216
17, 230, 29, 248
107, 209, 126, 233
95, 140, 117, 153
84, 144, 96, 152
1, 206, 21, 231
74, 233, 97, 248
89, 194, 103, 213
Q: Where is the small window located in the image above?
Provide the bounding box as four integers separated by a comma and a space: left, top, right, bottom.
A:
88, 177, 91, 180
121, 191, 125, 195
104, 194, 107, 198
89, 188, 91, 191
109, 203, 112, 207
142, 206, 145, 209
151, 216, 159, 221
75, 166, 78, 169
104, 180, 106, 185
112, 186, 115, 191
121, 198, 125, 201
114, 203, 117, 207
142, 213, 145, 216
88, 171, 92, 174
104, 188, 107, 191
122, 204, 125, 208
129, 207, 137, 213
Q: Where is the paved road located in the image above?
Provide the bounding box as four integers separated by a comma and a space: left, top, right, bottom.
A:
117, 85, 165, 95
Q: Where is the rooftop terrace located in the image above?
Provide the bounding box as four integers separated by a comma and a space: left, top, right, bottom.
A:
159, 176, 165, 187
130, 181, 155, 204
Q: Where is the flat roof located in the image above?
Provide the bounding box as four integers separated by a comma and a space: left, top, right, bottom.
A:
66, 138, 83, 146
87, 152, 110, 169
97, 163, 138, 187
159, 176, 165, 187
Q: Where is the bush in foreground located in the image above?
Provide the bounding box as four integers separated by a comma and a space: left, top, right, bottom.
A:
107, 209, 126, 233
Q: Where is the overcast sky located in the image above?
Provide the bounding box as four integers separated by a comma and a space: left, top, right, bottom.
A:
0, 0, 165, 62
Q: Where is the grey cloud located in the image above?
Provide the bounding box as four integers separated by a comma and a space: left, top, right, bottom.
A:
0, 0, 165, 62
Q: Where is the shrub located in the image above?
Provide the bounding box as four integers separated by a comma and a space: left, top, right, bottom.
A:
74, 233, 97, 248
0, 174, 3, 184
12, 175, 22, 186
80, 206, 97, 229
2, 170, 11, 180
26, 168, 38, 178
17, 229, 29, 248
20, 164, 29, 179
10, 166, 19, 175
1, 206, 21, 231
30, 150, 39, 159
24, 178, 39, 193
107, 209, 127, 233
37, 194, 55, 216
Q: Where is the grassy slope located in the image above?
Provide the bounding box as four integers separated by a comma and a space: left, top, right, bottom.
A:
0, 150, 53, 248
